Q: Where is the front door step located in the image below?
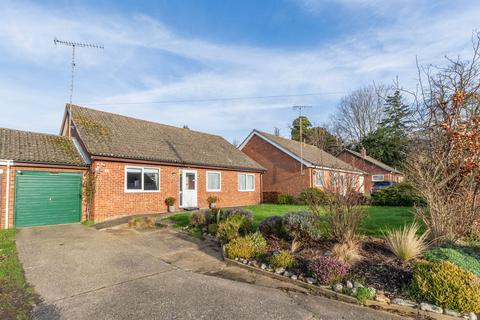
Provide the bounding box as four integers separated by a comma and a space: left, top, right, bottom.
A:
183, 207, 199, 211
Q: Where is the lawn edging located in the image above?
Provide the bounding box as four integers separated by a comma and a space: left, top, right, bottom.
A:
222, 248, 462, 320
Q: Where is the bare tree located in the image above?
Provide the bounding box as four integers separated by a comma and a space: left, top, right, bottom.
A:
331, 84, 390, 144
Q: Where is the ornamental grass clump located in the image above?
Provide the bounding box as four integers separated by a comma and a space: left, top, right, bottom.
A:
385, 223, 428, 263
410, 260, 480, 312
269, 250, 296, 269
309, 256, 349, 285
332, 240, 362, 266
189, 211, 207, 227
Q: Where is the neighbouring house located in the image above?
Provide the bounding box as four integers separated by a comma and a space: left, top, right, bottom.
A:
0, 104, 264, 228
239, 130, 366, 197
337, 148, 404, 193
60, 104, 264, 223
0, 128, 88, 228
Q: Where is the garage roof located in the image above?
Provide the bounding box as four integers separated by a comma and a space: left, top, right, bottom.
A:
0, 128, 86, 166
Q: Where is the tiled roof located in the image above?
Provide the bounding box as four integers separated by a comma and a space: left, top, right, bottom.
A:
254, 130, 363, 173
341, 149, 402, 174
0, 128, 86, 166
69, 104, 264, 171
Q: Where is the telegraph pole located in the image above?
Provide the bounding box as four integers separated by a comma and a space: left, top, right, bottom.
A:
54, 37, 104, 105
293, 105, 312, 175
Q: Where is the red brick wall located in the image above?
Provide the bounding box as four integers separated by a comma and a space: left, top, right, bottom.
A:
0, 165, 87, 229
91, 160, 261, 222
240, 135, 311, 195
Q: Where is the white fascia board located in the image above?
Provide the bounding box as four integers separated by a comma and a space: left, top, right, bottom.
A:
313, 165, 366, 175
239, 131, 313, 167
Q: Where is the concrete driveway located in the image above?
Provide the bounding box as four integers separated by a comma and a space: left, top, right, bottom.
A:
16, 224, 406, 320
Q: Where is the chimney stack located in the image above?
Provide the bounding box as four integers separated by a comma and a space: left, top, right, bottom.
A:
361, 147, 367, 158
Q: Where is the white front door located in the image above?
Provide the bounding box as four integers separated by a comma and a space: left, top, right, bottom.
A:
181, 170, 197, 208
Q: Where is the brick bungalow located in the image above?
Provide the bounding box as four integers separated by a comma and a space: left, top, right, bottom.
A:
239, 130, 366, 197
337, 148, 404, 193
0, 128, 88, 228
60, 104, 265, 223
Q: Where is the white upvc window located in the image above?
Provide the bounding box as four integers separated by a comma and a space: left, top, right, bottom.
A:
372, 174, 385, 182
359, 176, 365, 193
350, 175, 356, 189
314, 170, 324, 187
238, 173, 255, 191
125, 166, 160, 192
341, 174, 347, 195
206, 171, 221, 192
332, 172, 339, 189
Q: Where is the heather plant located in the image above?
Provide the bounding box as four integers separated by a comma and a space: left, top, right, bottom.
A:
269, 250, 296, 269
425, 247, 480, 276
385, 223, 428, 263
309, 256, 349, 285
189, 211, 207, 227
283, 212, 322, 252
244, 232, 268, 256
258, 216, 287, 239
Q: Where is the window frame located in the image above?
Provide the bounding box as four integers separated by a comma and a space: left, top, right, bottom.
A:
238, 173, 255, 192
372, 174, 385, 182
206, 171, 222, 192
314, 170, 324, 187
124, 166, 160, 193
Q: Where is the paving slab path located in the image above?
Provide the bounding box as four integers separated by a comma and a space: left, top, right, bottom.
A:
16, 224, 408, 320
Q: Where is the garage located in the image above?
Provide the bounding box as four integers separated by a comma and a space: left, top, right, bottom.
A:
14, 171, 83, 227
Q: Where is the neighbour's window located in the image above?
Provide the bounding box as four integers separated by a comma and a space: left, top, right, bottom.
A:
350, 175, 356, 189
315, 170, 324, 187
372, 174, 385, 182
341, 174, 347, 194
125, 167, 160, 192
332, 172, 338, 189
207, 172, 221, 192
238, 173, 255, 191
359, 176, 365, 193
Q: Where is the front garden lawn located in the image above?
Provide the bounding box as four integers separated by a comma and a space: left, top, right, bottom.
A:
168, 204, 414, 236
0, 229, 38, 320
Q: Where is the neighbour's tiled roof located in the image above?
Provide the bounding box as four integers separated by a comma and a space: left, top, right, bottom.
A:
68, 104, 264, 171
254, 130, 363, 173
0, 128, 86, 166
341, 149, 402, 174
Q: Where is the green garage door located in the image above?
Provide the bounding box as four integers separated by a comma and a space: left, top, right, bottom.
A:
14, 171, 82, 227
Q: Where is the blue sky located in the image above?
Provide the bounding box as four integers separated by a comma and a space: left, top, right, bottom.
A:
0, 0, 479, 143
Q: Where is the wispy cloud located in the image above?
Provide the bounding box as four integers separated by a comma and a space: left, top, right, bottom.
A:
0, 1, 479, 141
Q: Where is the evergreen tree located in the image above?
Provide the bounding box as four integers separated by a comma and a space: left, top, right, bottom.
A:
380, 90, 411, 132
290, 116, 312, 142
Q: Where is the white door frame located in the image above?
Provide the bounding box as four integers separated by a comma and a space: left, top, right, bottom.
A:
180, 169, 198, 208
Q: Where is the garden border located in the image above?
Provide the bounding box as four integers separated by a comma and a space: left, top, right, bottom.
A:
223, 253, 459, 320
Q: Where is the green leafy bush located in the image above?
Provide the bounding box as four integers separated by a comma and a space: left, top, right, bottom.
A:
258, 216, 287, 239
217, 216, 251, 242
425, 247, 480, 276
189, 211, 206, 227
410, 260, 480, 312
371, 182, 425, 207
299, 187, 326, 206
355, 287, 375, 304
269, 250, 296, 269
207, 223, 218, 236
225, 234, 267, 259
283, 212, 322, 252
262, 192, 280, 204
277, 194, 295, 205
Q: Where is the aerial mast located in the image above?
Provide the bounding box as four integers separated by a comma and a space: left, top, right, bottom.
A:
293, 105, 312, 175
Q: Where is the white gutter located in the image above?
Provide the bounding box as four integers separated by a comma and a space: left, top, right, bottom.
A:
0, 160, 13, 229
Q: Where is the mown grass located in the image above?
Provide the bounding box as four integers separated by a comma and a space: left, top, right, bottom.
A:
168, 204, 414, 237
0, 229, 38, 320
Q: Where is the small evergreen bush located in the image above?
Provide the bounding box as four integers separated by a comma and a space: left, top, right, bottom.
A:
258, 216, 287, 239
283, 212, 322, 252
207, 223, 218, 236
245, 232, 268, 256
221, 208, 253, 223
410, 260, 480, 312
269, 250, 296, 269
371, 182, 425, 206
425, 247, 480, 276
299, 187, 326, 206
225, 234, 267, 259
355, 287, 375, 304
189, 211, 206, 227
277, 194, 295, 205
309, 256, 349, 285
217, 215, 251, 242
262, 192, 280, 204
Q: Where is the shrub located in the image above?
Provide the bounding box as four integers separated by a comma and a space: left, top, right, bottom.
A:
371, 182, 425, 207
258, 216, 287, 239
269, 250, 296, 269
224, 234, 267, 259
309, 256, 349, 285
207, 223, 218, 236
425, 247, 480, 276
245, 232, 268, 256
263, 192, 280, 204
128, 217, 156, 229
283, 212, 322, 252
165, 197, 176, 206
410, 260, 480, 312
221, 208, 253, 223
332, 240, 362, 265
299, 187, 326, 206
217, 215, 251, 242
385, 223, 428, 263
355, 287, 375, 304
189, 211, 207, 227
277, 194, 295, 205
